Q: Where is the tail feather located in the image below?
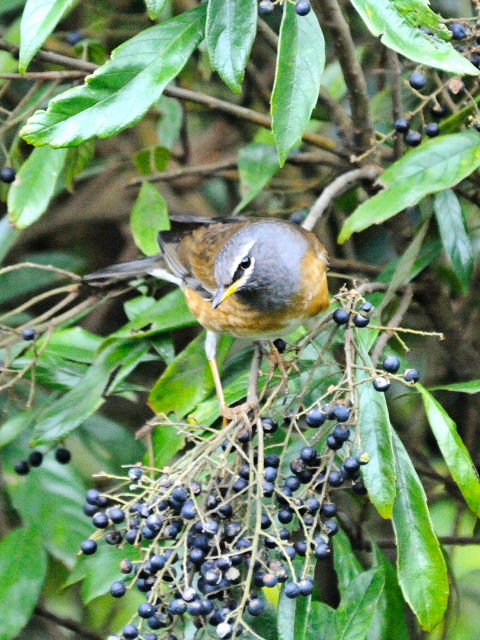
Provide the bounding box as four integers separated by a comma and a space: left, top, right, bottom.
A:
83, 255, 163, 281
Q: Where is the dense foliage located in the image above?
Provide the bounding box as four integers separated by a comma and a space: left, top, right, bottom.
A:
1, 1, 480, 639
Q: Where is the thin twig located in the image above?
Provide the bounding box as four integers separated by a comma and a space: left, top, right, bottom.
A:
34, 606, 103, 640
302, 165, 382, 231
0, 71, 86, 80
371, 285, 414, 366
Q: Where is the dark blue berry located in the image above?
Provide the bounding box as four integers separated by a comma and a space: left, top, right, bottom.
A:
314, 543, 331, 559
85, 489, 100, 505
189, 548, 205, 565
181, 499, 197, 519
328, 470, 344, 487
261, 514, 272, 529
327, 435, 342, 450
343, 456, 360, 476
449, 22, 467, 40
81, 539, 97, 555
394, 117, 410, 133
107, 507, 125, 524
264, 466, 278, 482
187, 600, 203, 616
332, 424, 350, 441
425, 122, 440, 137
352, 479, 368, 495
298, 578, 314, 595
295, 0, 311, 15
141, 526, 156, 540
278, 509, 294, 524
332, 405, 350, 422
259, 0, 274, 15
147, 615, 167, 629
110, 580, 126, 598
247, 598, 264, 616
66, 30, 85, 45
123, 624, 139, 639
125, 529, 139, 544
92, 512, 109, 528
0, 167, 16, 183
168, 599, 187, 615
83, 502, 97, 516
300, 446, 318, 463
263, 573, 278, 587
404, 368, 420, 383
14, 460, 30, 475
360, 301, 373, 313
305, 407, 327, 428
105, 530, 123, 545
284, 476, 301, 491
373, 376, 391, 392
284, 582, 301, 598
138, 602, 156, 618
150, 554, 166, 571
324, 519, 339, 536
295, 540, 308, 556
321, 502, 337, 517
333, 308, 349, 325
382, 355, 400, 373
409, 71, 427, 90
306, 497, 320, 513
55, 447, 71, 463
353, 314, 370, 328
128, 467, 143, 481
262, 416, 278, 433
405, 130, 422, 147
28, 450, 43, 467
264, 453, 280, 468
21, 327, 36, 340
172, 486, 188, 502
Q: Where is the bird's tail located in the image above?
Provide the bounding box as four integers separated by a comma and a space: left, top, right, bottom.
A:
83, 255, 163, 282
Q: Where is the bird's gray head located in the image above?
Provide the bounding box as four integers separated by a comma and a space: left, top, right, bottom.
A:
212, 220, 309, 311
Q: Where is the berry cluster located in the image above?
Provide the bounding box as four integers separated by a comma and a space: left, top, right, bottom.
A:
258, 0, 311, 17
14, 446, 71, 475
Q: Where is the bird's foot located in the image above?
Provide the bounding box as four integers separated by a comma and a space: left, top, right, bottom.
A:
221, 400, 258, 426
263, 341, 297, 393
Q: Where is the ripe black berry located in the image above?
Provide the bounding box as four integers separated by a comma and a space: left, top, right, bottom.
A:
394, 117, 410, 133
123, 624, 139, 639
404, 368, 420, 383
264, 453, 280, 468
343, 456, 360, 476
262, 416, 278, 434
333, 308, 349, 325
298, 578, 314, 595
66, 30, 85, 45
28, 450, 43, 467
273, 338, 286, 353
83, 502, 97, 516
168, 598, 187, 615
247, 598, 264, 616
138, 602, 156, 618
110, 581, 126, 598
405, 130, 422, 147
449, 22, 467, 40
327, 434, 342, 450
0, 166, 16, 183
181, 499, 197, 519
107, 507, 125, 524
382, 355, 400, 373
21, 327, 36, 340
85, 488, 100, 505
284, 475, 301, 491
431, 103, 447, 119
332, 405, 350, 422
263, 573, 278, 588
295, 0, 311, 15
373, 376, 391, 392
55, 447, 71, 463
264, 466, 277, 482
258, 0, 274, 15
353, 314, 370, 328
332, 424, 350, 441
278, 508, 294, 524
14, 459, 30, 475
314, 543, 331, 559
92, 512, 109, 528
425, 122, 440, 137
352, 479, 368, 495
128, 467, 143, 481
305, 407, 326, 428
300, 446, 317, 463
360, 301, 373, 314
409, 71, 427, 90
81, 539, 97, 555
328, 470, 344, 487
321, 502, 337, 517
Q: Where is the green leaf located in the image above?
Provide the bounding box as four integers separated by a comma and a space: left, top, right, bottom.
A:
418, 385, 480, 517
6, 455, 90, 566
233, 143, 280, 213
153, 424, 185, 469
277, 587, 311, 640
144, 0, 168, 20
339, 130, 480, 242
0, 527, 47, 640
156, 95, 183, 150
8, 146, 68, 228
356, 362, 396, 518
19, 0, 77, 73
335, 568, 385, 640
130, 182, 169, 256
391, 430, 449, 630
369, 547, 409, 640
149, 333, 233, 418
20, 5, 206, 147
65, 140, 95, 191
0, 402, 49, 448
271, 2, 325, 165
349, 0, 478, 76
333, 528, 363, 590
430, 380, 480, 394
434, 189, 473, 293
206, 0, 257, 93
31, 340, 148, 444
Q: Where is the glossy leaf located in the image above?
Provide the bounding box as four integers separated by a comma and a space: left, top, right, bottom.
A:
234, 143, 280, 213
149, 333, 233, 418
357, 363, 396, 518
65, 140, 95, 191
418, 385, 480, 517
6, 455, 90, 566
369, 547, 409, 640
156, 96, 183, 150
277, 587, 311, 640
21, 6, 206, 147
350, 0, 478, 75
153, 424, 185, 469
31, 340, 148, 444
130, 182, 169, 256
434, 189, 473, 293
391, 430, 449, 630
430, 380, 480, 394
271, 2, 325, 165
19, 0, 77, 73
8, 146, 68, 228
339, 130, 480, 242
306, 602, 336, 639
0, 527, 47, 640
335, 568, 385, 640
145, 0, 168, 20
206, 0, 257, 93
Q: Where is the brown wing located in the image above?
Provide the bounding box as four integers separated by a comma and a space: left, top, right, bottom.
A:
158, 220, 246, 298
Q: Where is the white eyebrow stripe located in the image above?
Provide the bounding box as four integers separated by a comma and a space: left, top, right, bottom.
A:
229, 238, 256, 281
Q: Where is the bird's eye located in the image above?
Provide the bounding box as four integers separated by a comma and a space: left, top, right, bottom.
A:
240, 256, 251, 270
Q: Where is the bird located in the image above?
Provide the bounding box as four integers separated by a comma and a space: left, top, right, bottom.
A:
83, 216, 330, 417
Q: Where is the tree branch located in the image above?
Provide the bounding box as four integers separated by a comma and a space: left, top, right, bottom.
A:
34, 606, 103, 640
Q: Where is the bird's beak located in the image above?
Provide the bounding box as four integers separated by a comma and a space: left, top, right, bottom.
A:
212, 276, 246, 310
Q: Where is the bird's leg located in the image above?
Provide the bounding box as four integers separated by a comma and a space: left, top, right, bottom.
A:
205, 331, 257, 424
259, 339, 295, 393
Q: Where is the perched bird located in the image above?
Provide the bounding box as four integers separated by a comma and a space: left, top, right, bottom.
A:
84, 216, 329, 416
